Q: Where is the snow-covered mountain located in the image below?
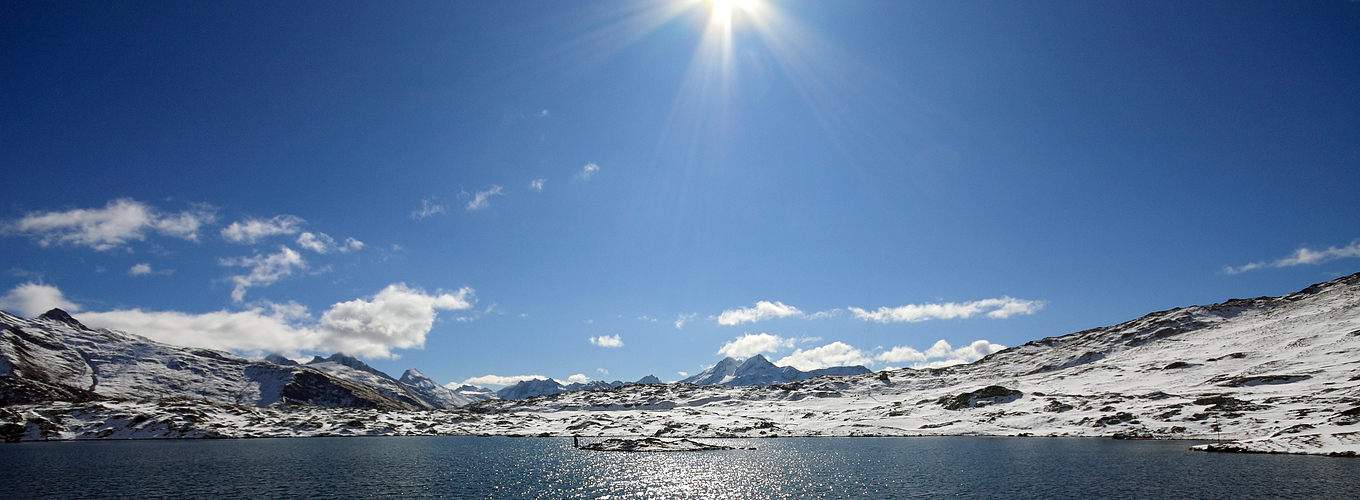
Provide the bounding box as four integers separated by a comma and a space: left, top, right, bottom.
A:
496, 375, 665, 400
0, 310, 425, 410
680, 354, 871, 386
399, 369, 484, 408
445, 383, 497, 401
302, 354, 435, 410
4, 273, 1359, 456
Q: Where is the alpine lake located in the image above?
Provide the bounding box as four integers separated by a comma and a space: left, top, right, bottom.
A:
3, 436, 1357, 499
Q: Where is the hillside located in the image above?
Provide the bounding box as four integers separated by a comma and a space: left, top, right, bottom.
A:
3, 273, 1358, 456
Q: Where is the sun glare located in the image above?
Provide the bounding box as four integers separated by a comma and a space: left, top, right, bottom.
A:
710, 0, 754, 25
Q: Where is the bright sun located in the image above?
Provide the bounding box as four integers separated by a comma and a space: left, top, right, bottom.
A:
710, 0, 755, 25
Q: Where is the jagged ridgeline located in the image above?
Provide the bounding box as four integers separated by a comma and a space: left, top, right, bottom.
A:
2, 273, 1359, 456
0, 312, 490, 410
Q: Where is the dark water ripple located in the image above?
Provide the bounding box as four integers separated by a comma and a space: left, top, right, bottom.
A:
2, 436, 1357, 499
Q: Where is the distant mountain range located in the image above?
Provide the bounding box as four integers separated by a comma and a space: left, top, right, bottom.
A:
495, 375, 665, 400
0, 309, 844, 409
3, 273, 1358, 456
679, 354, 870, 386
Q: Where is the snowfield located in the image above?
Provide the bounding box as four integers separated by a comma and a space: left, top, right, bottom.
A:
3, 273, 1359, 457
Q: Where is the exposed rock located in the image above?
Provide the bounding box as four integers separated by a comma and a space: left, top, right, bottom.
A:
937, 386, 1023, 410
577, 437, 736, 452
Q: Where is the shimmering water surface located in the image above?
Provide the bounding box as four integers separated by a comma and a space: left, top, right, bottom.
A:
3, 437, 1357, 499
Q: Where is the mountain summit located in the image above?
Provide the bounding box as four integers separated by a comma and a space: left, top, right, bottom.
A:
681, 354, 870, 386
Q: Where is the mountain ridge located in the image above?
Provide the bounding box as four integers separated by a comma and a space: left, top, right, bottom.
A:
3, 272, 1358, 457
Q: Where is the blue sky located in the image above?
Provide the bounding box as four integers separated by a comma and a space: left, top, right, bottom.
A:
3, 0, 1358, 387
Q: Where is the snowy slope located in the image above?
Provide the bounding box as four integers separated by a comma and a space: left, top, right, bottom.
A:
399, 369, 479, 408
446, 384, 497, 401
0, 311, 425, 410
497, 375, 668, 399
303, 354, 434, 410
4, 273, 1358, 457
680, 354, 870, 386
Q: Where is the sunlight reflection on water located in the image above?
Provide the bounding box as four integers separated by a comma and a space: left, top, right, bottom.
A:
4, 436, 1359, 499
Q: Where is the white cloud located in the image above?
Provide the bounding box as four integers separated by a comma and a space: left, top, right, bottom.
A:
578, 162, 600, 180
716, 301, 804, 325
1225, 240, 1360, 274
590, 334, 624, 348
295, 232, 363, 254
296, 232, 334, 253
807, 309, 842, 319
220, 215, 303, 244
717, 333, 795, 358
875, 339, 1007, 369
848, 297, 1043, 323
596, 368, 609, 375
461, 374, 550, 387
128, 263, 172, 276
0, 283, 82, 317
677, 371, 688, 377
875, 345, 927, 364
5, 198, 215, 250
775, 342, 872, 371
220, 246, 307, 302
467, 185, 504, 210
315, 284, 474, 358
675, 313, 695, 330
567, 374, 590, 384
528, 179, 546, 192
410, 198, 447, 219
67, 283, 473, 360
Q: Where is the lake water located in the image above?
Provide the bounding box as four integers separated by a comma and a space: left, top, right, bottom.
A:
2, 436, 1357, 499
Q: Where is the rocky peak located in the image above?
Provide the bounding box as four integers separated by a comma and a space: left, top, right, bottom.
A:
264, 353, 298, 366
37, 309, 87, 330
635, 375, 662, 384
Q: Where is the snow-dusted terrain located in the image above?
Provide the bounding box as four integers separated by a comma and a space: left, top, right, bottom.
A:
3, 273, 1359, 457
679, 354, 870, 386
495, 375, 666, 400
0, 311, 465, 411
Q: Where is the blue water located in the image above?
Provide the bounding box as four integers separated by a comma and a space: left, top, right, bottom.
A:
2, 437, 1357, 499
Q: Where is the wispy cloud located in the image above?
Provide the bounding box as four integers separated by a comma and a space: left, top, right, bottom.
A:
577, 162, 600, 180
220, 246, 307, 302
220, 215, 303, 244
675, 312, 696, 330
4, 198, 216, 250
717, 333, 795, 358
67, 283, 473, 360
128, 263, 172, 276
596, 367, 609, 375
1226, 240, 1360, 274
467, 185, 504, 210
590, 334, 624, 348
296, 232, 363, 254
716, 301, 804, 325
848, 297, 1043, 323
528, 179, 546, 192
410, 198, 447, 219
